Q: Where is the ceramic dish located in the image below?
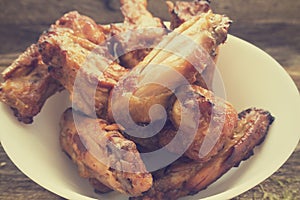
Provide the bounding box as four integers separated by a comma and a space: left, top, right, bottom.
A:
1, 35, 299, 200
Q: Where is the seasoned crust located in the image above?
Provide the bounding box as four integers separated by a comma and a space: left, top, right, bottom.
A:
131, 108, 274, 200
109, 0, 167, 69
167, 0, 211, 30
39, 29, 129, 118
60, 108, 153, 196
0, 11, 108, 123
161, 85, 238, 162
0, 44, 63, 123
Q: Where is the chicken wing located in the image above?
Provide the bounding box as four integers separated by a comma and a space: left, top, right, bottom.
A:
109, 11, 231, 125
167, 0, 221, 89
50, 11, 108, 45
130, 108, 274, 200
109, 0, 167, 69
60, 108, 153, 196
0, 11, 107, 123
0, 44, 63, 123
167, 0, 211, 30
39, 29, 129, 118
158, 85, 238, 162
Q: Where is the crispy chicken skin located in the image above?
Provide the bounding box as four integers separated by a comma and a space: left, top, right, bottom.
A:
60, 108, 153, 196
109, 11, 231, 124
167, 0, 222, 89
39, 30, 129, 118
0, 11, 108, 123
160, 85, 238, 161
0, 44, 62, 123
167, 0, 211, 30
110, 0, 167, 69
50, 11, 108, 45
131, 108, 274, 200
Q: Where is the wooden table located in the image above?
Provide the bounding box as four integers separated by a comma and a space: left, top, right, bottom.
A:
0, 0, 299, 199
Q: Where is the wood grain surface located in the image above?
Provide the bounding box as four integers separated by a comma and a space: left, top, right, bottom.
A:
0, 0, 299, 199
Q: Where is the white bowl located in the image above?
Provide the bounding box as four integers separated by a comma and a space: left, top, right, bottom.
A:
1, 35, 299, 200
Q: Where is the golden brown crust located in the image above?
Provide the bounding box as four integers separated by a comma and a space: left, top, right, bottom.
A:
60, 108, 153, 196
161, 85, 238, 161
109, 0, 167, 69
130, 108, 274, 200
109, 12, 231, 125
0, 44, 63, 123
51, 11, 107, 45
167, 0, 211, 30
0, 11, 109, 123
38, 29, 129, 118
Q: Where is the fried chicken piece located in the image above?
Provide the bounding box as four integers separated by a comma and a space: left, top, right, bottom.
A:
158, 85, 238, 161
109, 11, 231, 124
130, 108, 274, 200
109, 0, 167, 69
50, 11, 108, 45
167, 0, 221, 89
60, 108, 153, 196
167, 0, 211, 30
0, 44, 63, 123
39, 29, 129, 118
0, 11, 107, 123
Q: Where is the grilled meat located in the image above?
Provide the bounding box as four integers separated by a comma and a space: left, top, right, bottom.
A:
167, 0, 222, 89
50, 11, 108, 45
0, 44, 63, 123
159, 85, 238, 162
130, 108, 274, 200
167, 0, 211, 30
0, 11, 107, 123
109, 11, 231, 125
109, 0, 167, 69
60, 108, 153, 196
39, 29, 129, 118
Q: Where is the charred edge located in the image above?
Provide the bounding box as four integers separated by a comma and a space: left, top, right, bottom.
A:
238, 108, 275, 124
10, 107, 33, 124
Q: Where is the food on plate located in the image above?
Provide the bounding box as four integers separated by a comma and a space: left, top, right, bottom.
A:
167, 0, 211, 30
130, 108, 274, 200
159, 85, 238, 162
167, 0, 220, 89
39, 29, 129, 118
109, 11, 231, 124
0, 0, 275, 200
0, 44, 63, 123
110, 0, 167, 69
60, 108, 153, 196
0, 11, 108, 123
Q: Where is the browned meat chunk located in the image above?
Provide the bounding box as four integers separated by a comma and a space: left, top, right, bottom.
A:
60, 108, 153, 196
109, 11, 231, 125
159, 85, 238, 162
38, 29, 129, 118
130, 108, 274, 200
167, 0, 211, 30
110, 0, 167, 69
0, 11, 108, 123
0, 44, 62, 123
